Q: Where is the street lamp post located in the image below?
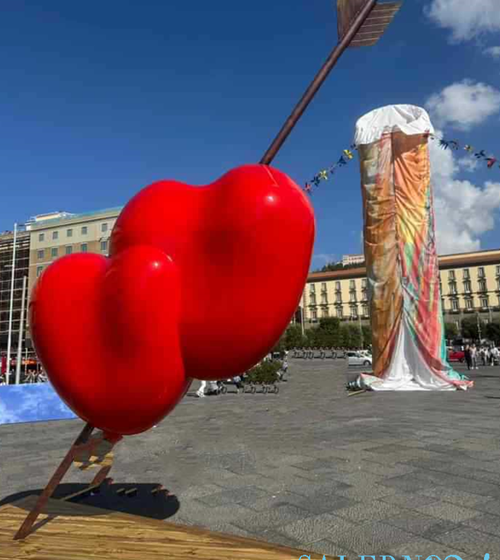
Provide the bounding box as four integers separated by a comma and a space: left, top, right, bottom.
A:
15, 276, 27, 385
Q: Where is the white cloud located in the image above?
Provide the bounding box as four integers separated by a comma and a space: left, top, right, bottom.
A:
429, 133, 500, 254
425, 0, 500, 42
484, 46, 500, 58
425, 80, 500, 131
457, 157, 479, 172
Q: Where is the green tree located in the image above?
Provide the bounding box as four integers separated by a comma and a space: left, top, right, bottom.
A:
284, 325, 305, 349
444, 322, 458, 341
361, 325, 372, 348
461, 317, 486, 341
314, 317, 342, 347
485, 321, 500, 345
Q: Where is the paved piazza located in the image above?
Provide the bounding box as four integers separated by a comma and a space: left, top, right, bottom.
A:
2, 358, 500, 558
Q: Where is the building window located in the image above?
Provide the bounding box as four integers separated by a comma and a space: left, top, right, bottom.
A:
362, 304, 369, 316
36, 266, 43, 277
101, 223, 108, 232
37, 250, 44, 259
478, 267, 485, 278
463, 269, 470, 279
479, 279, 487, 292
67, 228, 73, 237
311, 309, 317, 322
336, 307, 343, 318
361, 278, 367, 288
465, 298, 473, 310
350, 280, 355, 289
51, 248, 58, 258
335, 293, 342, 303
496, 265, 500, 276
310, 284, 316, 293
481, 296, 489, 308
321, 282, 327, 292
350, 292, 356, 302
52, 231, 58, 240
335, 281, 341, 291
449, 283, 457, 294
497, 278, 500, 291
321, 293, 328, 305
65, 246, 72, 255
449, 270, 455, 280
350, 305, 358, 318
322, 307, 329, 318
81, 226, 88, 235
451, 299, 459, 311
310, 294, 316, 305
81, 243, 88, 252
441, 298, 446, 310
463, 280, 471, 293
100, 241, 108, 252
38, 233, 44, 242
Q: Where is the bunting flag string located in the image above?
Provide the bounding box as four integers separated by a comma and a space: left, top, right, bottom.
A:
304, 134, 500, 194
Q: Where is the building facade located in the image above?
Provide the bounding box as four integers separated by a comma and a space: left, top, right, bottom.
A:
341, 254, 365, 267
301, 249, 500, 334
27, 207, 122, 297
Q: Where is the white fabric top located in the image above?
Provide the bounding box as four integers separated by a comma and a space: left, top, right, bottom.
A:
354, 104, 434, 146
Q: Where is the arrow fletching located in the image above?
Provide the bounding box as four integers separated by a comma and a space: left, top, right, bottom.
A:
337, 0, 402, 47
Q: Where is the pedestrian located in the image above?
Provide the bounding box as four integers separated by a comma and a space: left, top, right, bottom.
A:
197, 380, 207, 398
471, 344, 478, 370
480, 347, 487, 367
464, 344, 472, 371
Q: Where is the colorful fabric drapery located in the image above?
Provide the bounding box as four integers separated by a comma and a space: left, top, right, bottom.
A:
354, 105, 472, 391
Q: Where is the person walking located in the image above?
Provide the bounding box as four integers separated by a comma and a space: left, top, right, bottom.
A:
471, 344, 478, 370
197, 380, 207, 398
464, 344, 472, 371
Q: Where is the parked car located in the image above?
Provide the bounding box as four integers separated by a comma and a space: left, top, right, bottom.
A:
448, 350, 465, 362
347, 351, 372, 366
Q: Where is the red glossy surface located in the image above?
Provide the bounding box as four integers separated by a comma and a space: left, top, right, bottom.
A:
30, 164, 315, 435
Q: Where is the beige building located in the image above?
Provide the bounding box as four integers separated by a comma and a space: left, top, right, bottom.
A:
27, 207, 122, 296
301, 249, 500, 334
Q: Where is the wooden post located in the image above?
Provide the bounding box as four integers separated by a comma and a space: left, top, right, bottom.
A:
14, 422, 95, 540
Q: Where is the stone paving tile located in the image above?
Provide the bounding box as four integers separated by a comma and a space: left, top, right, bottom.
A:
380, 492, 441, 510
335, 499, 406, 523
336, 484, 399, 502
232, 504, 316, 534
470, 500, 500, 516
414, 500, 482, 523
435, 526, 500, 556
419, 486, 496, 508
325, 520, 421, 554
382, 509, 459, 539
306, 539, 356, 558
196, 485, 268, 507
462, 512, 500, 537
388, 538, 482, 560
277, 513, 358, 545
254, 529, 303, 550
379, 474, 442, 493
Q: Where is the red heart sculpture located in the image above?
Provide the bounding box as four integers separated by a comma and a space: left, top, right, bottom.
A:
30, 165, 315, 436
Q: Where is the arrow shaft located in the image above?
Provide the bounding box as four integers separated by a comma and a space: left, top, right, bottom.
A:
260, 0, 377, 165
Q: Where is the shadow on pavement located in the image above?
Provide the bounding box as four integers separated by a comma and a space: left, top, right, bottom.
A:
0, 482, 180, 520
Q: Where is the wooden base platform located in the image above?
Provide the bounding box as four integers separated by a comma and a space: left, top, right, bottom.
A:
0, 495, 339, 559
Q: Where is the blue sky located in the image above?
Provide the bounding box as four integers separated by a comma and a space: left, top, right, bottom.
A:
1, 0, 500, 269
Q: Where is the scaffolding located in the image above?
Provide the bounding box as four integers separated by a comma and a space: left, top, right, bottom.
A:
0, 229, 35, 367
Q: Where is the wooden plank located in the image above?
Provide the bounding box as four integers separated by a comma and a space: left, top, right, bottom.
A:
0, 496, 342, 560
